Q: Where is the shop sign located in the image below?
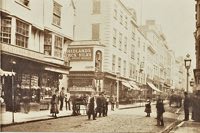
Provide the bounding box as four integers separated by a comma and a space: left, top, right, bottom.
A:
1, 43, 44, 61
67, 47, 93, 61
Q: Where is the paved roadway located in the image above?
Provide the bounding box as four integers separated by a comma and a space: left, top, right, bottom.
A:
2, 105, 179, 132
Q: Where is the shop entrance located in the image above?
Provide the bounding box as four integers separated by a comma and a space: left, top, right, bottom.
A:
3, 76, 13, 111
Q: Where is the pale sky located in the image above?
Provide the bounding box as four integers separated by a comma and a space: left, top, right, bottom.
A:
124, 0, 196, 69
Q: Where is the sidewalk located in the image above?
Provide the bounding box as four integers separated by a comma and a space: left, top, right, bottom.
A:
1, 102, 148, 126
169, 110, 200, 133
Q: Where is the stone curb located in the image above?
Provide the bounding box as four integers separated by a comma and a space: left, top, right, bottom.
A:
1, 114, 73, 127
159, 108, 182, 133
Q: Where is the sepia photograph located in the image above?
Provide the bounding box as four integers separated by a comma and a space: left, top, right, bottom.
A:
0, 0, 200, 132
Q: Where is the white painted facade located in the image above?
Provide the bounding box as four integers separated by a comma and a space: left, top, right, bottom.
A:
73, 0, 142, 83
0, 0, 75, 104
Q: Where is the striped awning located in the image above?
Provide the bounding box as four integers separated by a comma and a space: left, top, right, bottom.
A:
0, 68, 15, 76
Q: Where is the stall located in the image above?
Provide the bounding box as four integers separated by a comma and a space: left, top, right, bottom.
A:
0, 68, 15, 113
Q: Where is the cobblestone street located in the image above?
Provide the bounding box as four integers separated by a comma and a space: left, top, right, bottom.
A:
2, 105, 179, 132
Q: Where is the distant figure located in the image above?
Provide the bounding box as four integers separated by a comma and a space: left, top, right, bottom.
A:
156, 98, 165, 126
191, 91, 200, 122
22, 95, 30, 114
59, 87, 65, 111
50, 89, 59, 118
65, 88, 71, 110
144, 99, 151, 117
110, 95, 115, 111
183, 92, 190, 121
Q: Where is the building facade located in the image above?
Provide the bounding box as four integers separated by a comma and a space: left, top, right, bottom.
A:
194, 0, 200, 90
0, 0, 75, 112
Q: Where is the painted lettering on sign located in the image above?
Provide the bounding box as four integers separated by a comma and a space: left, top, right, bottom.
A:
67, 47, 93, 61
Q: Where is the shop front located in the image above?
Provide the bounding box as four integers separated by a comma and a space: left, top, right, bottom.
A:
1, 54, 69, 112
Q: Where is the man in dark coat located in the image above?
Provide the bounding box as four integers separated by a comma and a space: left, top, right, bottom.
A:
96, 94, 103, 117
156, 98, 165, 126
87, 94, 96, 120
183, 92, 190, 121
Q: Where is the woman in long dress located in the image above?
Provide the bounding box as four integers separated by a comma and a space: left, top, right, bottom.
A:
50, 89, 59, 118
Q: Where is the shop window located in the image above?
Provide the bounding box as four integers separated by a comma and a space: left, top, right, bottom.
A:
44, 32, 52, 56
54, 35, 63, 58
0, 16, 11, 44
53, 1, 61, 26
92, 0, 100, 14
16, 20, 29, 48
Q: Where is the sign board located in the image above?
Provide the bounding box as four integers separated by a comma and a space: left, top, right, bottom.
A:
67, 47, 93, 61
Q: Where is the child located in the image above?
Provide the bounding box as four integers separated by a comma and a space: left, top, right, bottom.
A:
144, 99, 151, 117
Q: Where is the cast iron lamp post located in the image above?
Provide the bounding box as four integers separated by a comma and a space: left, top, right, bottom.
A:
11, 60, 16, 123
184, 54, 191, 93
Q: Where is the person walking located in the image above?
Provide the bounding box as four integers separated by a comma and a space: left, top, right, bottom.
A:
65, 88, 71, 110
183, 92, 190, 121
110, 95, 115, 111
87, 93, 96, 120
144, 99, 151, 117
59, 87, 65, 111
156, 98, 165, 126
50, 89, 59, 118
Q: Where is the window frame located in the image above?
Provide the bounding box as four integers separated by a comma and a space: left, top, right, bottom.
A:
53, 1, 62, 27
16, 19, 29, 48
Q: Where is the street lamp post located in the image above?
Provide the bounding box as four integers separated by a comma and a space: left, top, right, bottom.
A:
11, 60, 16, 123
116, 72, 120, 108
184, 54, 191, 93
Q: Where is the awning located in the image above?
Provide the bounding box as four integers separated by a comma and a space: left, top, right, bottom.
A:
0, 68, 15, 76
129, 81, 140, 90
69, 87, 95, 92
147, 82, 162, 92
44, 66, 69, 74
122, 81, 132, 88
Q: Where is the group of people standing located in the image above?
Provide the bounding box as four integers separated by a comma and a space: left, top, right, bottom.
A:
144, 96, 165, 126
87, 92, 110, 120
183, 91, 200, 122
50, 87, 71, 118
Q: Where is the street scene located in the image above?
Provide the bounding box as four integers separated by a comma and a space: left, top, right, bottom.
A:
1, 0, 200, 132
2, 104, 181, 132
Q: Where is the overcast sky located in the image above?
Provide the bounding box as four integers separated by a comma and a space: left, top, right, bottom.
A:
124, 0, 196, 68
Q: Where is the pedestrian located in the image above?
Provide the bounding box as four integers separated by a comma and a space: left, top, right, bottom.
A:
50, 89, 59, 118
22, 93, 30, 114
156, 98, 165, 126
191, 90, 200, 122
183, 92, 190, 121
65, 88, 71, 110
110, 95, 115, 111
96, 93, 103, 117
59, 87, 65, 111
144, 99, 151, 117
102, 93, 108, 117
87, 93, 96, 120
